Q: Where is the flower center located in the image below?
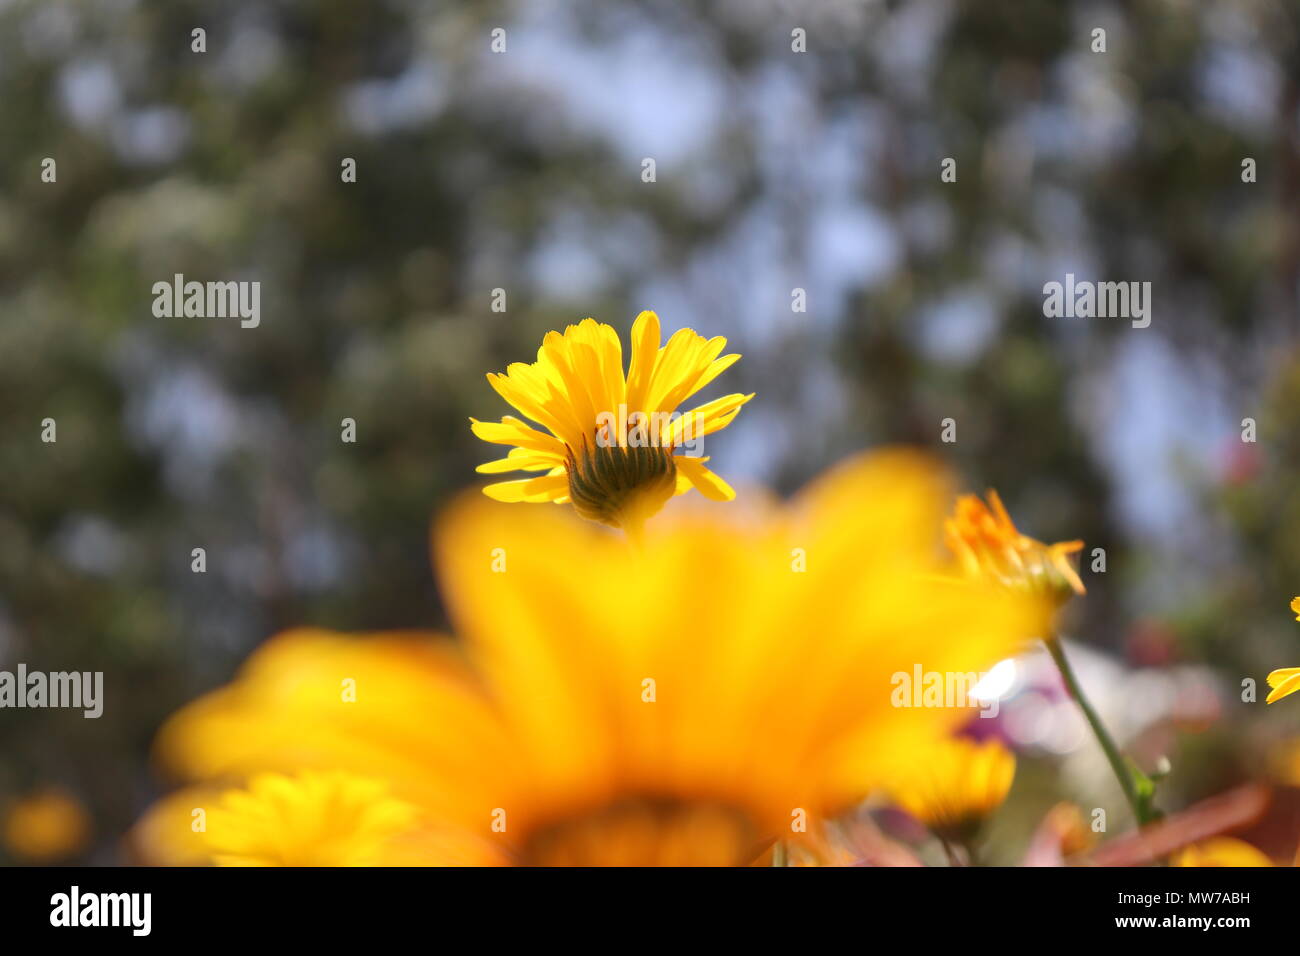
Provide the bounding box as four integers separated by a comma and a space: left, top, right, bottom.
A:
565, 439, 678, 533
521, 798, 758, 866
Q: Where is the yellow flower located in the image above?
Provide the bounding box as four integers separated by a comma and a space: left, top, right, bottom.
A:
1264, 597, 1300, 704
136, 451, 1043, 867
1171, 837, 1273, 867
1042, 802, 1096, 858
890, 737, 1015, 841
470, 311, 753, 539
2, 787, 91, 861
202, 771, 417, 866
945, 490, 1085, 605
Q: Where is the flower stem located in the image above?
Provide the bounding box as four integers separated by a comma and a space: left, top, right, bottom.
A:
1045, 635, 1154, 825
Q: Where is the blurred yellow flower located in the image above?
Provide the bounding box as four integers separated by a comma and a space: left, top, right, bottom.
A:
3, 787, 91, 861
890, 737, 1015, 841
1022, 801, 1097, 865
1264, 596, 1300, 704
1043, 801, 1096, 858
945, 490, 1084, 605
137, 451, 1043, 866
1171, 837, 1273, 867
202, 771, 417, 866
470, 311, 752, 539
947, 491, 1160, 824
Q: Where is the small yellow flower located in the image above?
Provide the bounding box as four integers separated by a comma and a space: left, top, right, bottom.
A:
890, 737, 1016, 841
1171, 837, 1273, 867
202, 771, 417, 866
2, 787, 90, 861
471, 311, 753, 539
1264, 597, 1300, 704
945, 490, 1085, 605
1042, 802, 1096, 858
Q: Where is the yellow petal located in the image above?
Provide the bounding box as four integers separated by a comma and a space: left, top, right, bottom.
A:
1266, 669, 1300, 704
482, 473, 569, 503
469, 416, 567, 457
643, 328, 709, 413
487, 371, 580, 449
152, 630, 519, 813
1267, 667, 1300, 689
667, 392, 753, 446
653, 336, 730, 413
475, 449, 564, 474
625, 310, 661, 412
674, 455, 736, 501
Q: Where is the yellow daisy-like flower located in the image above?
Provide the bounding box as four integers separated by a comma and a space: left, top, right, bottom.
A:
2, 787, 91, 862
1263, 596, 1300, 704
202, 771, 417, 866
945, 490, 1085, 606
1170, 837, 1273, 867
890, 737, 1016, 842
471, 311, 753, 539
135, 451, 1044, 867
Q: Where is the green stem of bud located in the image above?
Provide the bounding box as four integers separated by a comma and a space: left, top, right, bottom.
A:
1045, 635, 1158, 826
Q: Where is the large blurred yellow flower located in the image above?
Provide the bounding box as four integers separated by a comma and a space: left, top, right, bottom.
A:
471, 311, 752, 539
136, 451, 1043, 867
890, 737, 1015, 842
945, 490, 1084, 605
1265, 597, 1300, 704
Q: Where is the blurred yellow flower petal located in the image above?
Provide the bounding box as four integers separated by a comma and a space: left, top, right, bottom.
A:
890, 737, 1016, 841
129, 784, 225, 866
1171, 837, 1273, 867
132, 779, 503, 867
201, 771, 419, 866
141, 450, 1045, 866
